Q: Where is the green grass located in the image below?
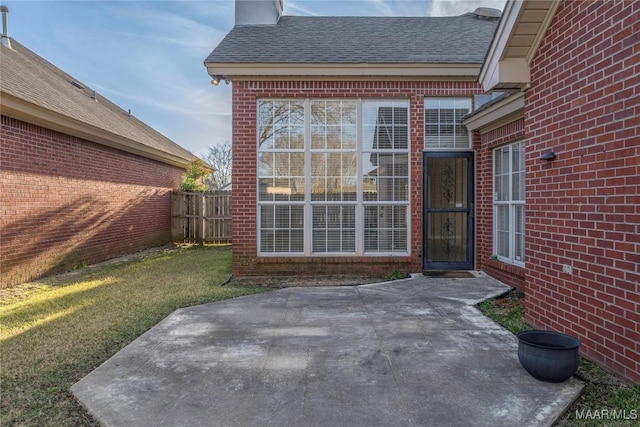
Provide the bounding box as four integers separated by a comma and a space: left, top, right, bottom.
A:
479, 291, 640, 426
0, 245, 268, 426
478, 290, 530, 334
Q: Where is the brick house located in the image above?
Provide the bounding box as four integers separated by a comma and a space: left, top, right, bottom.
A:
205, 0, 500, 276
1, 31, 197, 287
465, 0, 639, 383
205, 0, 639, 382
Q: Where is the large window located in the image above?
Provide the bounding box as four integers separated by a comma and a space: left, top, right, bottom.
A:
257, 99, 410, 255
494, 141, 525, 265
424, 98, 471, 149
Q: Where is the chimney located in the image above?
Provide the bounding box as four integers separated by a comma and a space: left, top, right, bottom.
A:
1, 6, 11, 49
235, 0, 283, 25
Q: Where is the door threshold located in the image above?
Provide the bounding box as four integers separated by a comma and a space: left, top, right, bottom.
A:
423, 271, 476, 278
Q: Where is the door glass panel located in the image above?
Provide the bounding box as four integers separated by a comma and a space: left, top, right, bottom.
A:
426, 212, 468, 263
427, 158, 468, 209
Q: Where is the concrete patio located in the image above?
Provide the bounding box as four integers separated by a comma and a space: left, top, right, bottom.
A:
72, 273, 582, 426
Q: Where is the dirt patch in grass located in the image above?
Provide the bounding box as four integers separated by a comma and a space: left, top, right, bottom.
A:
478, 289, 530, 334
227, 274, 389, 289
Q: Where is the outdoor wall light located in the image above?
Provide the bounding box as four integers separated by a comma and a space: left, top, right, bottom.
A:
210, 75, 230, 86
540, 151, 557, 161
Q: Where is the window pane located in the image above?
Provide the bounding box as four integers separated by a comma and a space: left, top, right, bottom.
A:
362, 100, 409, 217
494, 146, 510, 201
259, 98, 410, 256
258, 100, 305, 253
310, 100, 358, 205
364, 205, 408, 253
514, 205, 525, 263
512, 142, 525, 201
258, 100, 305, 150
312, 205, 356, 253
493, 141, 525, 265
496, 205, 509, 258
258, 178, 273, 201
363, 100, 409, 152
424, 98, 471, 148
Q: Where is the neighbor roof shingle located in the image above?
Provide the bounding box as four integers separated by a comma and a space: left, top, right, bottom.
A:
1, 40, 195, 164
206, 14, 499, 65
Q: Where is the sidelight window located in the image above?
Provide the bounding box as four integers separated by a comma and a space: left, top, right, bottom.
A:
493, 141, 525, 265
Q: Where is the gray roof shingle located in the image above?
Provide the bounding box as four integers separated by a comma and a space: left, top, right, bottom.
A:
206, 14, 499, 65
1, 40, 195, 164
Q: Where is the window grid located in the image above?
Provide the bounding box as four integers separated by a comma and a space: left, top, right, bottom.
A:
257, 99, 410, 256
493, 141, 525, 266
424, 98, 471, 149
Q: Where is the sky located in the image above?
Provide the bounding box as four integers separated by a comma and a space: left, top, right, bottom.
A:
1, 0, 505, 158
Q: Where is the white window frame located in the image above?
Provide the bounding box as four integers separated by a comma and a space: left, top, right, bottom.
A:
424, 97, 472, 150
256, 98, 411, 257
493, 140, 525, 267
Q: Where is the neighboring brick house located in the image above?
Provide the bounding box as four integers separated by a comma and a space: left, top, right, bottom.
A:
1, 34, 197, 287
205, 0, 500, 277
466, 0, 639, 383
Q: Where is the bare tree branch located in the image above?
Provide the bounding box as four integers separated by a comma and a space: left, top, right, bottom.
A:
202, 141, 232, 191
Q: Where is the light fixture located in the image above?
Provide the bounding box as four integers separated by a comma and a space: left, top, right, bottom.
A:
210, 75, 230, 86
540, 151, 556, 161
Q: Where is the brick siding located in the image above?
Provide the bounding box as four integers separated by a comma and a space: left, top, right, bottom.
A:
525, 0, 640, 382
0, 116, 184, 287
232, 80, 483, 276
475, 118, 526, 291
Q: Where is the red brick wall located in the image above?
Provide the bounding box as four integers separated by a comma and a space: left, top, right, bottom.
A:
525, 0, 640, 382
474, 118, 526, 291
0, 116, 185, 287
232, 80, 483, 276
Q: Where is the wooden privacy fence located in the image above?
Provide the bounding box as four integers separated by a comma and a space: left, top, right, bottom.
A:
171, 190, 232, 244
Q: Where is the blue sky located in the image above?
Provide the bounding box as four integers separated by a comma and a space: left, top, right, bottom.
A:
1, 0, 505, 157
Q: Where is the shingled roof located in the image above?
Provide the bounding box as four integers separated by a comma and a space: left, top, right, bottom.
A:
1, 40, 196, 167
206, 13, 499, 69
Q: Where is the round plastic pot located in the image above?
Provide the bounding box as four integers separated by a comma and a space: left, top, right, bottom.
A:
517, 330, 580, 382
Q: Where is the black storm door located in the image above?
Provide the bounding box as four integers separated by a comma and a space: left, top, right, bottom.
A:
423, 152, 474, 270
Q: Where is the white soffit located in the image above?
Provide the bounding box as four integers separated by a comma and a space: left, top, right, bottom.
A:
479, 0, 561, 91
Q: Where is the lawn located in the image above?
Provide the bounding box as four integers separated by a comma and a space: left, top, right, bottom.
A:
0, 245, 267, 426
479, 292, 640, 426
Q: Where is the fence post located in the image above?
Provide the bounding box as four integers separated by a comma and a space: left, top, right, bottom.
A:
171, 190, 183, 242
198, 191, 205, 245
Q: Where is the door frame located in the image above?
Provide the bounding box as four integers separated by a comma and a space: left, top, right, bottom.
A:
422, 151, 475, 270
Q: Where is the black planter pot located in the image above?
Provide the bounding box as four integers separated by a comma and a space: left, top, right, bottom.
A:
517, 330, 581, 382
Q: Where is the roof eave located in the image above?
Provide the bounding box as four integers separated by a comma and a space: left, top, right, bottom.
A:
463, 92, 524, 133
205, 62, 483, 80
479, 0, 562, 92
1, 93, 194, 169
